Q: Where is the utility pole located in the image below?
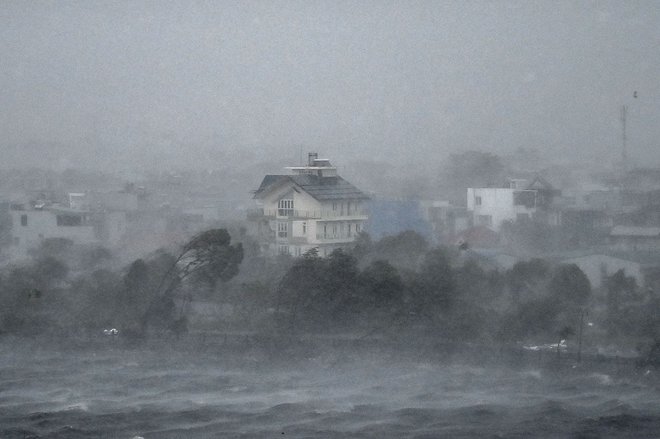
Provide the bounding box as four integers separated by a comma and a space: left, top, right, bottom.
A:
621, 105, 628, 175
577, 308, 587, 363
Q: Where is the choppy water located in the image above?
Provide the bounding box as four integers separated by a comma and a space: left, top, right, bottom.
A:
1, 336, 660, 438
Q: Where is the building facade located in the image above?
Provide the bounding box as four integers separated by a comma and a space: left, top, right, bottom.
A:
466, 177, 558, 232
250, 153, 369, 257
6, 201, 128, 260
467, 187, 537, 231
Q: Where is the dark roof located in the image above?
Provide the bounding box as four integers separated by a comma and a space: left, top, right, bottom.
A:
526, 175, 561, 195
254, 174, 369, 201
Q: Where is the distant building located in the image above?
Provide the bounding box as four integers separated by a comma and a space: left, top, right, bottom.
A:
366, 198, 433, 241
561, 253, 643, 289
419, 200, 471, 245
6, 197, 128, 259
466, 176, 558, 231
610, 226, 660, 252
68, 190, 139, 212
249, 153, 369, 257
9, 204, 96, 258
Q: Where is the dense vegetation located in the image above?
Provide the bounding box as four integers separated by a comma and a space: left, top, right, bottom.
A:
1, 229, 659, 360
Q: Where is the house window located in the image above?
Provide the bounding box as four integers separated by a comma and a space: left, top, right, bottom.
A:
302, 222, 307, 235
277, 222, 288, 238
278, 245, 289, 255
514, 191, 536, 208
356, 223, 361, 233
21, 214, 28, 226
278, 199, 294, 216
332, 203, 337, 211
57, 214, 82, 226
475, 196, 482, 206
347, 202, 351, 215
348, 223, 352, 236
332, 224, 337, 236
323, 224, 327, 238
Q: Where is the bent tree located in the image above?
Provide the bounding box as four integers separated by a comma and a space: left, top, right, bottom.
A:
145, 228, 243, 333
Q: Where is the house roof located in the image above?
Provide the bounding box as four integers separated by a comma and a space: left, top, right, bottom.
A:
544, 248, 660, 267
526, 175, 561, 194
253, 174, 370, 201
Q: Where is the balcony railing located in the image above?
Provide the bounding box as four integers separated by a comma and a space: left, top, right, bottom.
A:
247, 208, 368, 220
315, 233, 358, 242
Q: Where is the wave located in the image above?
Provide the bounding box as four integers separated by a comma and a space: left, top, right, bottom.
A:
2, 338, 660, 438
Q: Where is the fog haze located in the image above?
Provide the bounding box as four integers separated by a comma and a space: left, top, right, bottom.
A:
2, 1, 660, 171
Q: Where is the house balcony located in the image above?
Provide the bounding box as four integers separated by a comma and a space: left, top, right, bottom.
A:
247, 208, 368, 221
288, 236, 310, 245
314, 233, 358, 244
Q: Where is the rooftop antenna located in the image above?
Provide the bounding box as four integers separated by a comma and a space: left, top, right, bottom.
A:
620, 91, 638, 175
620, 104, 628, 174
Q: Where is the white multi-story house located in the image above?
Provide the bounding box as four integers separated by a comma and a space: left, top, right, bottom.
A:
6, 202, 128, 260
466, 177, 557, 232
250, 153, 369, 257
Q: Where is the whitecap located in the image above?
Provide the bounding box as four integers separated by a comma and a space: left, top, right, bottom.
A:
521, 370, 542, 380
589, 373, 613, 386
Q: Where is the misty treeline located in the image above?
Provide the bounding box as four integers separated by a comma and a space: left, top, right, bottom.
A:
0, 229, 243, 337
267, 232, 660, 351
2, 228, 659, 357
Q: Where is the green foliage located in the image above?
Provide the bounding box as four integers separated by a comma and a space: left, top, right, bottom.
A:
498, 297, 562, 341
0, 255, 71, 334
358, 260, 403, 309
351, 231, 373, 259
33, 256, 69, 282
416, 248, 456, 310
548, 264, 591, 306
506, 258, 550, 303
0, 221, 655, 353
0, 204, 12, 248
80, 246, 114, 270
276, 248, 327, 331
605, 269, 637, 313
371, 230, 429, 271
175, 229, 244, 288
119, 258, 166, 332
28, 238, 74, 260
559, 325, 575, 339
140, 229, 244, 333
68, 269, 122, 329
455, 258, 487, 300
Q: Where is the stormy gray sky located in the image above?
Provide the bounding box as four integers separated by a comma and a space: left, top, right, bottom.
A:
1, 1, 659, 171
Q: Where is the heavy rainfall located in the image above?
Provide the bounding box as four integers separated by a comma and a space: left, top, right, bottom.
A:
2, 1, 660, 438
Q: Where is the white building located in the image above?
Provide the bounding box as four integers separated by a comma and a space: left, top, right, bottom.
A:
466, 177, 557, 232
250, 153, 369, 257
9, 206, 96, 258
7, 204, 127, 259
467, 187, 537, 231
68, 191, 139, 212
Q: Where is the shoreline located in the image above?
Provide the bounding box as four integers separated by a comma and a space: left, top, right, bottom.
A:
1, 330, 650, 376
